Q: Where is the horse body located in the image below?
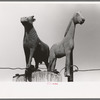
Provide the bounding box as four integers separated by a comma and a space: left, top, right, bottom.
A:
33, 40, 49, 65
48, 12, 85, 77
50, 43, 65, 58
21, 16, 49, 81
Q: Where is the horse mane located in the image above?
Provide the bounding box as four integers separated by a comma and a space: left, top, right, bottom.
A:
64, 19, 73, 37
64, 12, 78, 37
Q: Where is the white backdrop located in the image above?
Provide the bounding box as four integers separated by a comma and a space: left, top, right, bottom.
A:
0, 2, 100, 82
0, 1, 99, 98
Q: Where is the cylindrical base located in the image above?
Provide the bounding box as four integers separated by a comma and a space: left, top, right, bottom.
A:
13, 71, 62, 82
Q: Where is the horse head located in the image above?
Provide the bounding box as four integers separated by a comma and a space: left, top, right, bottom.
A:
20, 15, 36, 32
73, 12, 85, 25
20, 15, 36, 26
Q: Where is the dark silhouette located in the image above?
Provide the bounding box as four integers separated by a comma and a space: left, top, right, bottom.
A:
20, 15, 49, 81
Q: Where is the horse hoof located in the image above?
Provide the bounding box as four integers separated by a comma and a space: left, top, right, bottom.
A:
53, 69, 59, 74
28, 78, 32, 82
64, 71, 70, 77
25, 67, 29, 72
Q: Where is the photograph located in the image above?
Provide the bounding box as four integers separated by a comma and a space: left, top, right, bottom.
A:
0, 1, 100, 98
0, 1, 100, 82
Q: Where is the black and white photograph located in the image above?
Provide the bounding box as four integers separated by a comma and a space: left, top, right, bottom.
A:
0, 1, 100, 98
0, 2, 99, 82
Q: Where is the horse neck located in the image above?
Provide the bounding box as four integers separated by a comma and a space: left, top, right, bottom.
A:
24, 24, 38, 38
24, 23, 33, 32
64, 18, 76, 40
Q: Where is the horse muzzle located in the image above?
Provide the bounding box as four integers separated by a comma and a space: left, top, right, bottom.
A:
80, 18, 85, 24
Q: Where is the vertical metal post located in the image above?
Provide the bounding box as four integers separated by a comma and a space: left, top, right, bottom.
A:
68, 50, 73, 82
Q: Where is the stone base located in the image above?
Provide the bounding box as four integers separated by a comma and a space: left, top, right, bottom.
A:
13, 71, 62, 82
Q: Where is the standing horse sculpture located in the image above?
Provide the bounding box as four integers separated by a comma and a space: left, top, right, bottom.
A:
20, 15, 49, 81
48, 12, 85, 80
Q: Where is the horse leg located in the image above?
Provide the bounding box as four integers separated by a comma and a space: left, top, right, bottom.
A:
51, 58, 57, 72
25, 48, 35, 81
48, 51, 55, 71
24, 47, 30, 68
47, 58, 54, 71
64, 52, 71, 77
23, 47, 30, 81
47, 61, 51, 71
44, 59, 49, 70
27, 48, 35, 68
48, 57, 55, 71
35, 60, 39, 71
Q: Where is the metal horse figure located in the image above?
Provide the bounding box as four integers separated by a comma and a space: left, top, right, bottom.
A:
20, 16, 49, 81
48, 12, 85, 81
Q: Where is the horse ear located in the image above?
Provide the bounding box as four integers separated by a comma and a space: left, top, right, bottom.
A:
32, 16, 34, 18
77, 11, 82, 16
73, 12, 78, 17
